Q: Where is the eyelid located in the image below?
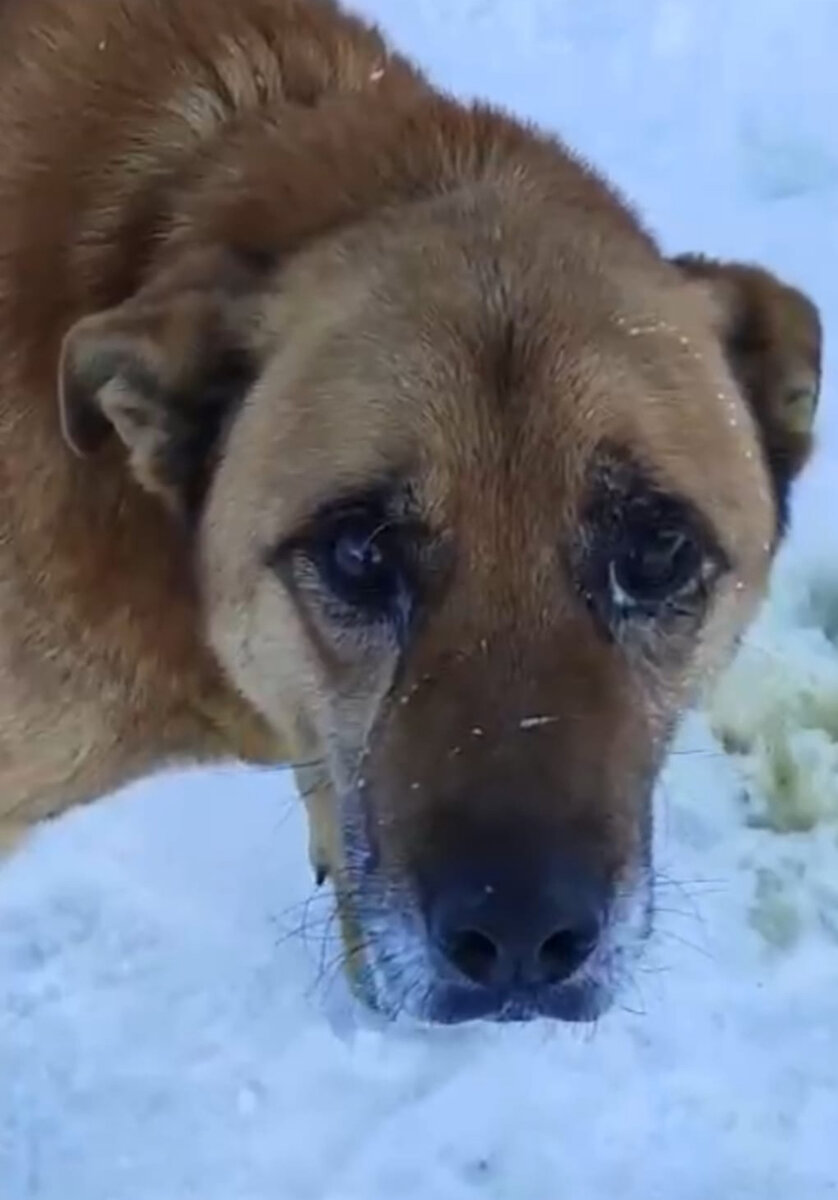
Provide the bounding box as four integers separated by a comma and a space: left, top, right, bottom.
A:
269, 482, 421, 557
264, 502, 386, 572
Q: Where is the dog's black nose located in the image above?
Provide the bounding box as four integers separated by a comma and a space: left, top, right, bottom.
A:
426, 855, 606, 993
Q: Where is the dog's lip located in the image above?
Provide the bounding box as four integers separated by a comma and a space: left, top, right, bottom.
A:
352, 961, 614, 1026
331, 898, 637, 1027
332, 817, 649, 1026
421, 976, 614, 1026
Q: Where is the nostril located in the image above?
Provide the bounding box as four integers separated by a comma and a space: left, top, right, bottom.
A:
444, 928, 501, 986
538, 923, 599, 984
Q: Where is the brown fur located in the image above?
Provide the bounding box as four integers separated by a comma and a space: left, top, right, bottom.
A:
672, 254, 821, 507
0, 0, 823, 1021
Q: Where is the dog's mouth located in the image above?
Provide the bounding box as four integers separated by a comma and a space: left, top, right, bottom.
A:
325, 806, 654, 1027
335, 887, 651, 1027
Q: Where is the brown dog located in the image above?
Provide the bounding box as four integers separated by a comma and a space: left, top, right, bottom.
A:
0, 0, 822, 1023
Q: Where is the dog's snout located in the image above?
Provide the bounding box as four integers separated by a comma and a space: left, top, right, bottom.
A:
438, 910, 599, 989
424, 851, 608, 1009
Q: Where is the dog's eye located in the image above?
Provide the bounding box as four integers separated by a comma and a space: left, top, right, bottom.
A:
576, 452, 728, 640
315, 511, 405, 619
610, 526, 704, 611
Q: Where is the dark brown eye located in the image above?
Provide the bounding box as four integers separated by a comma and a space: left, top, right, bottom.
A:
315, 511, 406, 620
575, 449, 727, 639
610, 526, 704, 609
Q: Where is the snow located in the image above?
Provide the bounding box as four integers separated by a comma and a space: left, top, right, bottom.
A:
2, 0, 838, 1196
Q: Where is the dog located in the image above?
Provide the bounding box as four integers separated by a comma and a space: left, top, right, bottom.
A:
0, 0, 822, 1024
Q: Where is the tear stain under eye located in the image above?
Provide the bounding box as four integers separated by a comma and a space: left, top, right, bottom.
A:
342, 778, 381, 876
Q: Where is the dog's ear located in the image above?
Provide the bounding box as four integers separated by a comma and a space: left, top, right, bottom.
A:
59, 247, 268, 518
672, 254, 822, 527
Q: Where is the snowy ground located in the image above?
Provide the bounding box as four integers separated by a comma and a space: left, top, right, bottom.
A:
2, 1, 838, 1197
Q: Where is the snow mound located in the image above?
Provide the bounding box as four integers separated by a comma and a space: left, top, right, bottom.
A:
709, 548, 838, 833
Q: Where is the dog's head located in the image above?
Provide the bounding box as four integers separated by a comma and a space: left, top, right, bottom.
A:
58, 159, 821, 1024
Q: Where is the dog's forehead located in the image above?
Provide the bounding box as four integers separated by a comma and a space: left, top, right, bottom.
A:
241, 220, 774, 564
351, 273, 764, 516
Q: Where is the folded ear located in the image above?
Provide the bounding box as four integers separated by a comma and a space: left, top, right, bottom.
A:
59, 247, 268, 518
671, 253, 822, 529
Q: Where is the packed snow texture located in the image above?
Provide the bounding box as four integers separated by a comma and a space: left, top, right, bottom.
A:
2, 1, 838, 1197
